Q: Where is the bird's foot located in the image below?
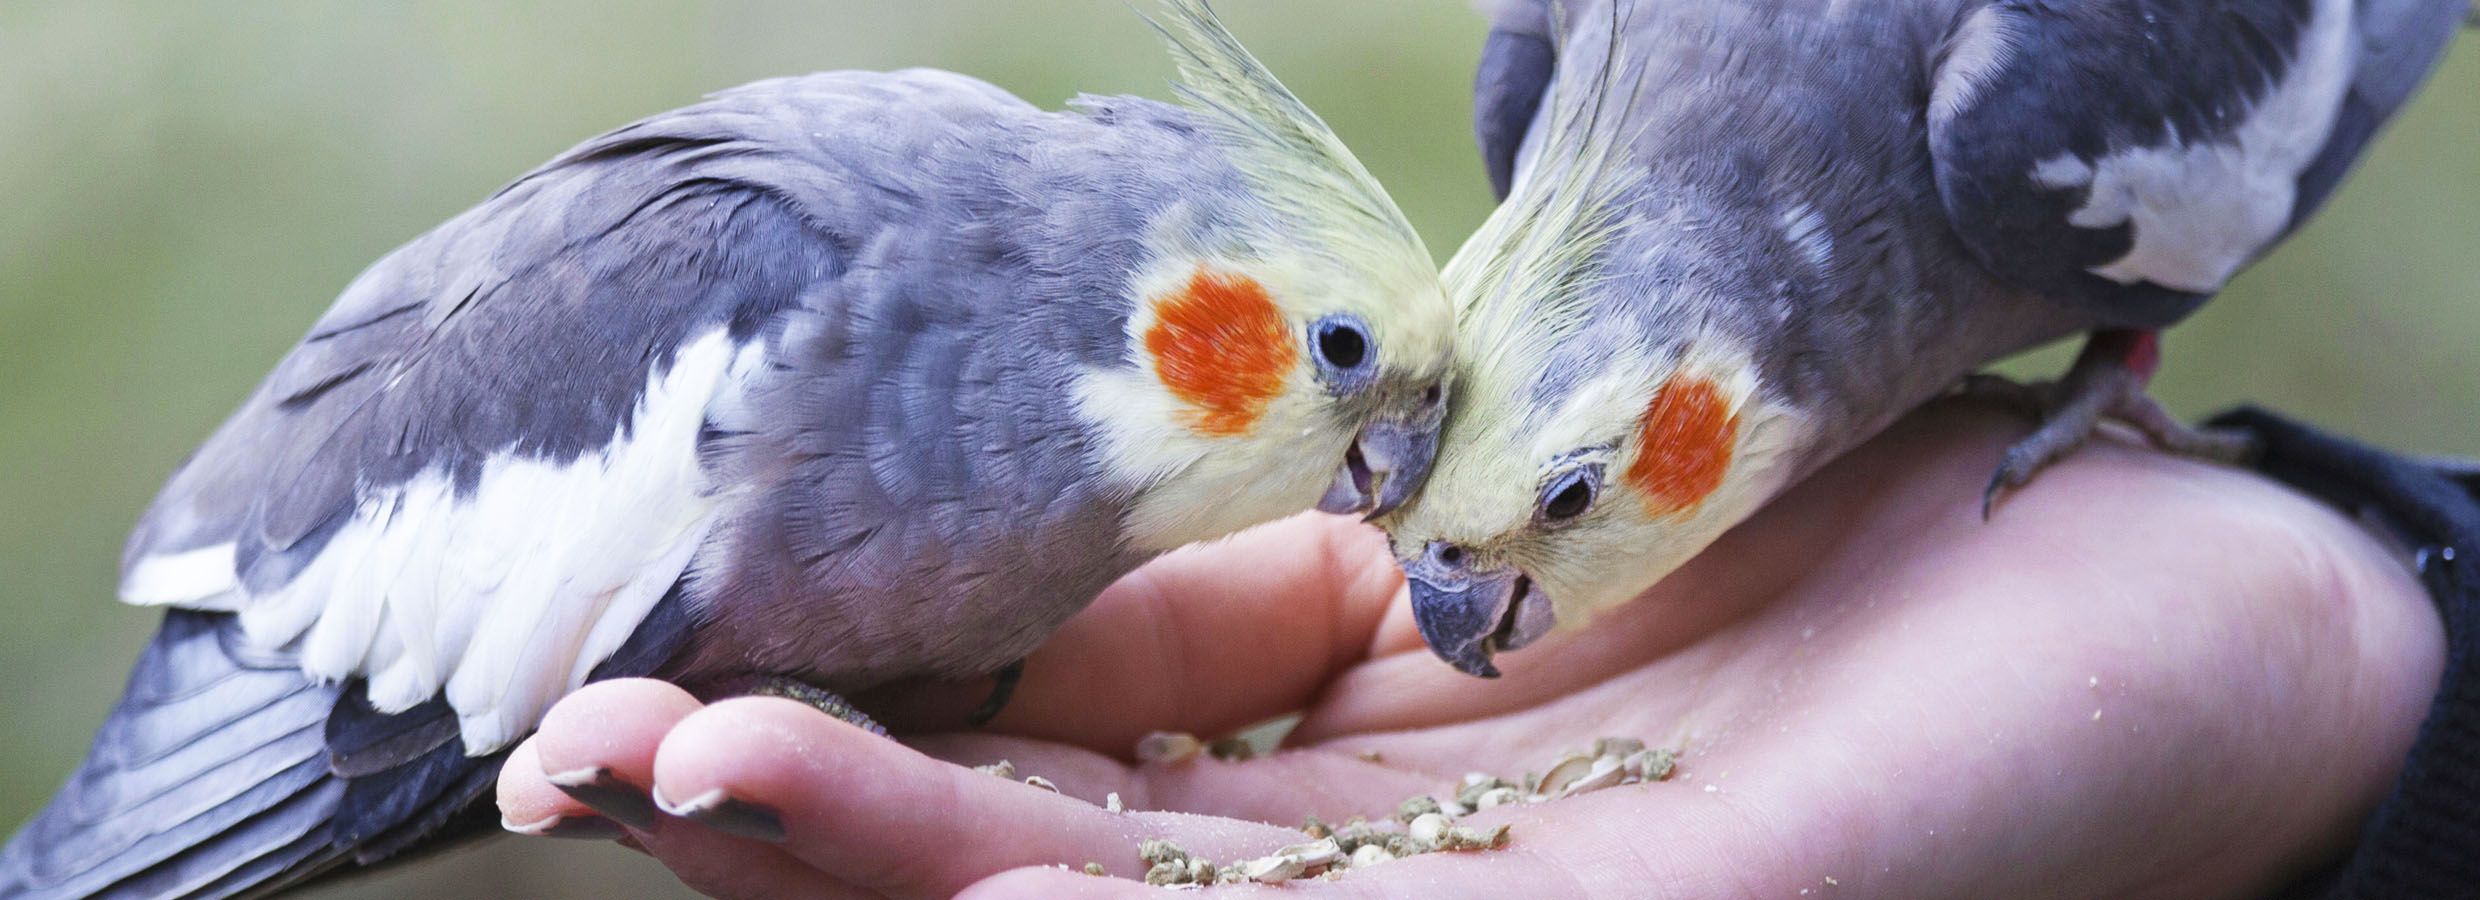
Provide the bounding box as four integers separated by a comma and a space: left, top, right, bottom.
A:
732, 675, 888, 736
1967, 330, 2256, 518
968, 659, 1026, 728
1954, 372, 2055, 419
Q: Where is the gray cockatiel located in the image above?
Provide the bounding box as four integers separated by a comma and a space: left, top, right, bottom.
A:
1384, 0, 2466, 677
0, 3, 1455, 897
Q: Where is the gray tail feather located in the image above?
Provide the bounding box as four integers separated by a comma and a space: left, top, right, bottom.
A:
3, 585, 699, 899
0, 610, 353, 900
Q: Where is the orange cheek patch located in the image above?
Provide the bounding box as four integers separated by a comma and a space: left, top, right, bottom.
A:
1624, 374, 1739, 515
1142, 267, 1297, 437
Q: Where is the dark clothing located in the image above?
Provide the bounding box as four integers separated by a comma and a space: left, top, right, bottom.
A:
2213, 408, 2480, 900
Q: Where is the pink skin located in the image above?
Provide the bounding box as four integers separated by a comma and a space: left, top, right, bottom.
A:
497, 402, 2443, 899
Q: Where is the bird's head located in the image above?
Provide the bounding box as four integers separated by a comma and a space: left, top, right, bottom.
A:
1374, 26, 1807, 677
1079, 0, 1455, 552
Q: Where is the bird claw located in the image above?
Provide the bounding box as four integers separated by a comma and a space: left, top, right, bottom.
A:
1954, 372, 2054, 421
1973, 335, 2252, 519
1980, 396, 2104, 520
969, 659, 1026, 728
735, 676, 889, 736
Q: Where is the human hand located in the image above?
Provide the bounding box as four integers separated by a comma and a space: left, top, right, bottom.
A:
496, 402, 2443, 899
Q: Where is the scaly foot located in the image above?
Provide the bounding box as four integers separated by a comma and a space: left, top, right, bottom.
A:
732, 675, 888, 736
1964, 330, 2256, 518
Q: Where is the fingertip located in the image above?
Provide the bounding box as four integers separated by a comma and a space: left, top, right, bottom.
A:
494, 738, 564, 830
959, 866, 1155, 899
646, 696, 891, 823
532, 677, 705, 780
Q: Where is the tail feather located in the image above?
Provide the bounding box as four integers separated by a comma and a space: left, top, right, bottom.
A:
105, 769, 342, 900
2, 611, 346, 900
189, 830, 345, 900
4, 584, 699, 899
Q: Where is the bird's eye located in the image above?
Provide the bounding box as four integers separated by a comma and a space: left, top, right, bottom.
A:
1312, 315, 1371, 371
1539, 466, 1600, 523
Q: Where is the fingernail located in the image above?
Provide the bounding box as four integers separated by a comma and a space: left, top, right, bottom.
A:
502, 813, 628, 841
653, 786, 786, 843
547, 766, 661, 831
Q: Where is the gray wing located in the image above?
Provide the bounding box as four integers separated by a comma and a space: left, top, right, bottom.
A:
1474, 0, 1559, 200
113, 69, 1037, 751
1928, 0, 2468, 329
3, 69, 1041, 900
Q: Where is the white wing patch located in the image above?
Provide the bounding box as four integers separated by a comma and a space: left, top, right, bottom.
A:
2031, 0, 2355, 293
1778, 202, 1834, 274
1929, 5, 2021, 132
119, 329, 765, 755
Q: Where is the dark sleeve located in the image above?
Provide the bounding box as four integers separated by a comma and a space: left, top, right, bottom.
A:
2205, 406, 2480, 900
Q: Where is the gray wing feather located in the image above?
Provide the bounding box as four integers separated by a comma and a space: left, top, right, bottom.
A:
18, 69, 1053, 900
1474, 0, 1558, 199
0, 611, 344, 900
1928, 0, 2464, 327
2293, 0, 2472, 218
123, 70, 1031, 590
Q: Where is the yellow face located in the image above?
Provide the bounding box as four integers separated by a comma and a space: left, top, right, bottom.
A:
1378, 338, 1803, 677
1068, 0, 1457, 551
1075, 246, 1454, 553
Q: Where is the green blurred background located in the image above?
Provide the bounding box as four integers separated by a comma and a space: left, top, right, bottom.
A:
0, 3, 2470, 897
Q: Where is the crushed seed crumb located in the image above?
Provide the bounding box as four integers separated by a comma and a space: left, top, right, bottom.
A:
973, 760, 1016, 780
1105, 792, 1125, 813
1139, 839, 1188, 866
1630, 748, 1679, 782
1112, 737, 1681, 883
1082, 862, 1106, 876
1023, 774, 1059, 793
1440, 823, 1511, 851
1394, 794, 1442, 823
1136, 732, 1203, 765
1206, 737, 1256, 762
1356, 748, 1385, 763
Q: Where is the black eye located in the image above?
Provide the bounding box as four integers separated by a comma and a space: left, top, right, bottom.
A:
1313, 316, 1370, 370
1540, 468, 1598, 522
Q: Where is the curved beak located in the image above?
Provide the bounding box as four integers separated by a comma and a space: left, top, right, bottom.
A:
1399, 541, 1557, 678
1317, 413, 1442, 520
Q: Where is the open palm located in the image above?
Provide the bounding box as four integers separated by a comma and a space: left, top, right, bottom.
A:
497, 403, 2441, 899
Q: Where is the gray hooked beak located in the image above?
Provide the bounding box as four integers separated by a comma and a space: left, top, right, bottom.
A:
1317, 412, 1442, 520
1400, 540, 1556, 678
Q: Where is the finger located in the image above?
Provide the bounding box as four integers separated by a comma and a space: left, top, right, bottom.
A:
960, 867, 1154, 899
960, 857, 1567, 900
527, 678, 707, 831
524, 680, 875, 898
959, 798, 1673, 900
909, 732, 1439, 825
876, 514, 1408, 753
627, 816, 878, 900
496, 739, 626, 840
648, 697, 1310, 898
958, 782, 1829, 900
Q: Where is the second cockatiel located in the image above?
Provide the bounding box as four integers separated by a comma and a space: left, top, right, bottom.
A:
0, 3, 1453, 897
1386, 0, 2467, 677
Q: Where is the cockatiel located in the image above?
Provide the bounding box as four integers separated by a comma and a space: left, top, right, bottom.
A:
1384, 0, 2467, 677
0, 3, 1454, 897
